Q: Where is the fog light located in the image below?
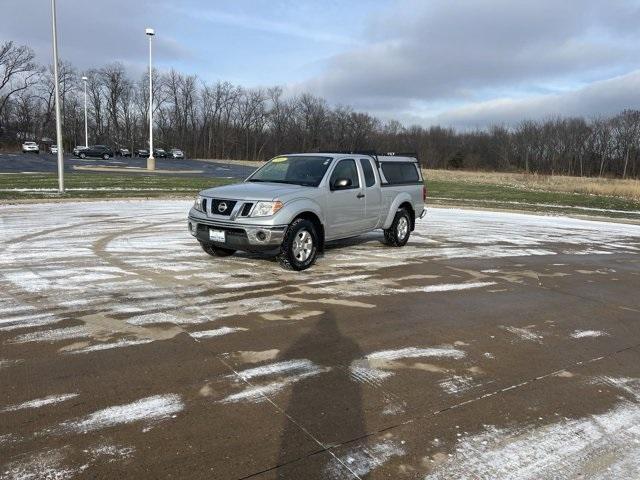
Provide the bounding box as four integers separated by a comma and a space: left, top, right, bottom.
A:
256, 231, 267, 241
188, 222, 197, 236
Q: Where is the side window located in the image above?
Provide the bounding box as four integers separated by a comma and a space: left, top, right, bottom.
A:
330, 159, 359, 189
380, 162, 420, 184
359, 158, 376, 187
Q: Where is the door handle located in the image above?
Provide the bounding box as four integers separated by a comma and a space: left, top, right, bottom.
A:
357, 193, 365, 199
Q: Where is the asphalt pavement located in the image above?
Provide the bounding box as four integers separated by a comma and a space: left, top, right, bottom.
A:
1, 202, 640, 479
0, 152, 256, 179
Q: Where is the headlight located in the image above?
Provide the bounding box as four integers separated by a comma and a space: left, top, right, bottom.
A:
194, 195, 205, 212
251, 201, 283, 217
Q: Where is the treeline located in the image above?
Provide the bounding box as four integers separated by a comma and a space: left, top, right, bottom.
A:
1, 40, 640, 178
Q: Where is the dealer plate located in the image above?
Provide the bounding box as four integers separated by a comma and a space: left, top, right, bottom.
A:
209, 229, 226, 242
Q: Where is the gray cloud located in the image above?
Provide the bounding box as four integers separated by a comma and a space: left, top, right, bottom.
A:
302, 0, 640, 124
0, 0, 191, 72
427, 70, 640, 129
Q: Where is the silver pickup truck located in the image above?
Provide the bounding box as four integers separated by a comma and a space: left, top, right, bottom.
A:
188, 152, 426, 270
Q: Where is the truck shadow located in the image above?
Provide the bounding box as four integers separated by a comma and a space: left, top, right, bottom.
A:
276, 312, 366, 478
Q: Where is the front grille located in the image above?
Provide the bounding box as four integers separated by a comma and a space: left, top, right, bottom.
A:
240, 203, 253, 216
210, 199, 237, 216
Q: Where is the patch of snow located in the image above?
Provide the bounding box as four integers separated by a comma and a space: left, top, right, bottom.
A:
501, 326, 543, 342
366, 346, 466, 362
59, 394, 183, 433
325, 440, 406, 479
2, 393, 78, 412
10, 326, 90, 343
426, 378, 640, 479
570, 329, 608, 338
0, 448, 83, 480
220, 359, 330, 404
189, 327, 247, 339
66, 339, 154, 354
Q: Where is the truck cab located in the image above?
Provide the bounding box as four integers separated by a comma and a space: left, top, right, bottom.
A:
188, 152, 426, 270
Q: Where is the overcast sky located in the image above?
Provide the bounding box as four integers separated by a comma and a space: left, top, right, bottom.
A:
3, 0, 640, 128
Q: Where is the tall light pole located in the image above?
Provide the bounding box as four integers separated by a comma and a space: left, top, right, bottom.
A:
51, 0, 64, 193
82, 76, 88, 147
145, 28, 155, 171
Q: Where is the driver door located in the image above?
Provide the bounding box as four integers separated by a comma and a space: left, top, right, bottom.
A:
325, 159, 366, 239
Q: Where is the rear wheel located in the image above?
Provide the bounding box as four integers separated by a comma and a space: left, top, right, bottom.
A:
200, 242, 236, 257
278, 218, 318, 271
102, 153, 110, 160
383, 208, 411, 247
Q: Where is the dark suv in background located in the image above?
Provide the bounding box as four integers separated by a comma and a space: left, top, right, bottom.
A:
76, 145, 114, 159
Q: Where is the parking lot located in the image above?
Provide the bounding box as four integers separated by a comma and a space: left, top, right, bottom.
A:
0, 152, 254, 179
2, 200, 640, 479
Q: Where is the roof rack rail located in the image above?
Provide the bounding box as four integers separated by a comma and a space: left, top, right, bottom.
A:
380, 152, 418, 158
317, 149, 418, 159
317, 150, 378, 156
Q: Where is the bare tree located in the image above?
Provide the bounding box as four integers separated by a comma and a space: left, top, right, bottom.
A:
0, 41, 39, 134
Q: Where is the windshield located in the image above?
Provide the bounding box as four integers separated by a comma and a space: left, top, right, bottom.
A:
248, 156, 333, 187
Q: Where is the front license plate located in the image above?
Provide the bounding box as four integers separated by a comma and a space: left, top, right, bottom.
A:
209, 229, 226, 242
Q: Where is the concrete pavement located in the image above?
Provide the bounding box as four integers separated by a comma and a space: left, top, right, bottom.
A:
1, 202, 640, 479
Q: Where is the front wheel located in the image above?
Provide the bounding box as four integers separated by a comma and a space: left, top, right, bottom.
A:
278, 218, 318, 271
79, 152, 86, 159
102, 153, 110, 160
383, 208, 411, 247
200, 242, 236, 257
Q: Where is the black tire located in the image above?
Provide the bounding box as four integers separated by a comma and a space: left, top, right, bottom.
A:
200, 242, 236, 257
79, 152, 86, 159
277, 218, 318, 271
383, 208, 411, 247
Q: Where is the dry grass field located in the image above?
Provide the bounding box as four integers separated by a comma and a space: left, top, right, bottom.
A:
423, 169, 640, 201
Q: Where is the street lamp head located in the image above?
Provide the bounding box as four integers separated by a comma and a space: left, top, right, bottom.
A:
81, 76, 88, 81
145, 28, 155, 36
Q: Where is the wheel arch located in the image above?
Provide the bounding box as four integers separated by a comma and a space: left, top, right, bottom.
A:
398, 201, 416, 231
292, 210, 325, 251
382, 192, 414, 230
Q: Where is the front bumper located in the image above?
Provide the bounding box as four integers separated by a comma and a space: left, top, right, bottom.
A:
188, 215, 286, 252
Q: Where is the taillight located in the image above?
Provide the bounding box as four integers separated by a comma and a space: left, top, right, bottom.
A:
422, 184, 427, 202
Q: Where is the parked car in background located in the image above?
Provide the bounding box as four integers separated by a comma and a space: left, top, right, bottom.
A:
169, 148, 185, 159
49, 145, 58, 154
22, 141, 39, 154
153, 148, 167, 158
135, 148, 149, 157
73, 145, 88, 156
115, 148, 131, 157
77, 145, 114, 159
188, 152, 426, 270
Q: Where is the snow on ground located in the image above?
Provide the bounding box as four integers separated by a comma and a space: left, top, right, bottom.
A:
0, 200, 638, 350
424, 377, 640, 479
57, 394, 184, 434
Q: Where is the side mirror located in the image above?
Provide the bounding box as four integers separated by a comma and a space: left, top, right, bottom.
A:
332, 178, 352, 190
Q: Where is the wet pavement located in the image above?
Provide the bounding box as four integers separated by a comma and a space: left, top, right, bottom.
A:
1, 201, 640, 479
0, 152, 256, 179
